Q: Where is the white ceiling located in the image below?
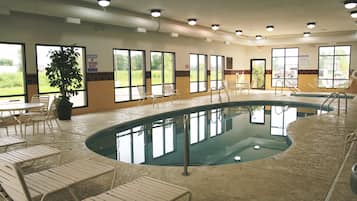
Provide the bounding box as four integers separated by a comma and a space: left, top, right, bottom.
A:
2, 0, 357, 45
80, 0, 356, 36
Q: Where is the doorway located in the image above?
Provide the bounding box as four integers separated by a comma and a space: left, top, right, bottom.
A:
250, 59, 266, 89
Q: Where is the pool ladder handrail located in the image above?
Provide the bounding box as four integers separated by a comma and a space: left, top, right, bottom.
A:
274, 80, 284, 96
210, 82, 231, 103
319, 92, 348, 116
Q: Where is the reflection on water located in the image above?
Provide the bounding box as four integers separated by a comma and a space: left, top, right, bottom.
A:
90, 104, 323, 166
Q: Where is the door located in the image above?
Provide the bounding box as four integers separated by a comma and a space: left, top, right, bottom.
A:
250, 59, 266, 89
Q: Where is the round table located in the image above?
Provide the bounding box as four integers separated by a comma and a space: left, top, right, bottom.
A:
0, 103, 44, 112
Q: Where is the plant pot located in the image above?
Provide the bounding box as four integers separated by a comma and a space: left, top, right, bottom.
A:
57, 99, 73, 120
351, 163, 357, 194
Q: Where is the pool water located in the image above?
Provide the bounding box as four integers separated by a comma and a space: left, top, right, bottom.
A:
86, 102, 326, 166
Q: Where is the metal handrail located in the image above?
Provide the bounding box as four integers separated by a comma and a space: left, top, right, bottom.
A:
319, 92, 348, 115
182, 114, 189, 176
320, 92, 338, 112
274, 80, 284, 96
220, 81, 231, 102
290, 87, 301, 95
337, 92, 348, 115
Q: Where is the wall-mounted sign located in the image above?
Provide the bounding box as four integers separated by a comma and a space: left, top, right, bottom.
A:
87, 54, 98, 73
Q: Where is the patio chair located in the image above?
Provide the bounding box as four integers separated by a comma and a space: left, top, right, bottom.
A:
28, 94, 49, 114
83, 176, 192, 201
0, 116, 21, 136
0, 145, 60, 165
22, 98, 61, 136
0, 137, 26, 152
0, 158, 115, 201
235, 72, 250, 95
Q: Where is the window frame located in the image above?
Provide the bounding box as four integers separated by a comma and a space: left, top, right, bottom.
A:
318, 45, 351, 89
0, 41, 28, 102
150, 51, 176, 96
271, 47, 299, 88
113, 48, 146, 103
189, 53, 208, 93
35, 43, 88, 108
210, 55, 225, 91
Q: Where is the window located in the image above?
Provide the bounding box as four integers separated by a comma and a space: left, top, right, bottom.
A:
318, 46, 351, 88
190, 54, 207, 93
210, 55, 224, 90
152, 118, 175, 158
190, 111, 207, 144
272, 48, 298, 87
113, 49, 146, 102
0, 42, 26, 102
116, 126, 145, 164
36, 45, 87, 107
151, 51, 175, 96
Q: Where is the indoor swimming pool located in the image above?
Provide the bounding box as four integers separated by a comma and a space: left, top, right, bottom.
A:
86, 101, 328, 166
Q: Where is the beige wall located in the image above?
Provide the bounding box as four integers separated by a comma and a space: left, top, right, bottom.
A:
1, 12, 357, 114
0, 13, 249, 73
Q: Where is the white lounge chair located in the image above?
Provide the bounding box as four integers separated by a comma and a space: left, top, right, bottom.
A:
0, 145, 60, 165
0, 137, 26, 152
83, 176, 192, 201
0, 159, 115, 201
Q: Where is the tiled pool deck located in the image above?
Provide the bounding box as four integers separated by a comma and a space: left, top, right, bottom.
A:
1, 91, 357, 201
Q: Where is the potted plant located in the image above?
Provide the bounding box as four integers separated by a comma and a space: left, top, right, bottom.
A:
45, 46, 83, 120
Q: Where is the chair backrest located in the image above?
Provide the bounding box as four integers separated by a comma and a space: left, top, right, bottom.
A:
236, 72, 247, 83
47, 98, 59, 118
0, 159, 32, 201
163, 85, 175, 96
30, 94, 49, 113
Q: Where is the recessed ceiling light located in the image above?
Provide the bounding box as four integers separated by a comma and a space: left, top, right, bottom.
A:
303, 32, 311, 37
345, 0, 357, 9
266, 25, 274, 32
235, 30, 243, 35
171, 32, 179, 37
137, 27, 147, 33
351, 11, 357, 18
211, 24, 220, 31
307, 22, 316, 29
187, 18, 197, 26
97, 0, 111, 7
151, 9, 161, 18
256, 35, 263, 40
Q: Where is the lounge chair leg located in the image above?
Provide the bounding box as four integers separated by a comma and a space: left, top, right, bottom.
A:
110, 167, 117, 189
67, 187, 80, 201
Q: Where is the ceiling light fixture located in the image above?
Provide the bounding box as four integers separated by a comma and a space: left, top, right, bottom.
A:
256, 35, 263, 40
266, 25, 274, 32
171, 32, 179, 37
211, 24, 220, 31
97, 0, 111, 7
303, 32, 311, 37
235, 30, 243, 35
307, 22, 316, 29
345, 0, 357, 9
66, 17, 81, 24
187, 18, 197, 26
151, 9, 161, 17
351, 11, 357, 18
137, 27, 147, 33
